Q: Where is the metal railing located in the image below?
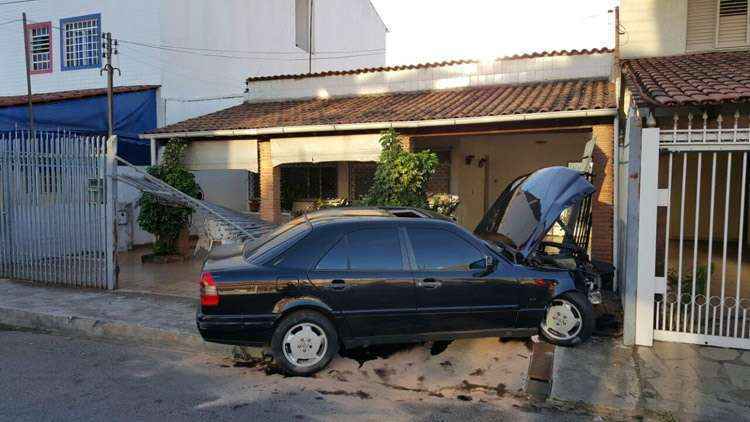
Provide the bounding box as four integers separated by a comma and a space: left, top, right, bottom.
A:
652, 110, 750, 348
0, 131, 113, 288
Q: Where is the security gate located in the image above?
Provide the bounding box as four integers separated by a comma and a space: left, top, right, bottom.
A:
0, 131, 117, 289
635, 111, 750, 349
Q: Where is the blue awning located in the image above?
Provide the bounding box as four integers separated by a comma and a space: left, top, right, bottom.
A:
0, 87, 157, 165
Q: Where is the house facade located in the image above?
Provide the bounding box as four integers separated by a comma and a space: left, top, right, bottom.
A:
617, 0, 750, 349
142, 49, 618, 263
0, 0, 387, 163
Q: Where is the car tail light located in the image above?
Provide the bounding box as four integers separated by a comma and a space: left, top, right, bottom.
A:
200, 272, 219, 307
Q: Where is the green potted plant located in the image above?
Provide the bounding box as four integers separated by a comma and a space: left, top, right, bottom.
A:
137, 139, 202, 261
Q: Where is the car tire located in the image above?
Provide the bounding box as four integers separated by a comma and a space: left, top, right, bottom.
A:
271, 310, 339, 376
539, 291, 594, 347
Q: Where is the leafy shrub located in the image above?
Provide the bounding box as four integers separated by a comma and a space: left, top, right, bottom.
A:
667, 265, 709, 299
137, 139, 202, 255
426, 193, 460, 218
362, 129, 439, 208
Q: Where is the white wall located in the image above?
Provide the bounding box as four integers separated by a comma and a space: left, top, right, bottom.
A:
619, 0, 689, 58
248, 52, 613, 102
193, 170, 250, 213
0, 0, 161, 95
0, 0, 386, 124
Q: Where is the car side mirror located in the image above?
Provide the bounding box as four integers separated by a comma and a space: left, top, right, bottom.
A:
472, 256, 496, 276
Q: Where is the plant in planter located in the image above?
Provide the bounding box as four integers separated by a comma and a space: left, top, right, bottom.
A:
426, 193, 460, 218
362, 129, 439, 208
137, 139, 202, 257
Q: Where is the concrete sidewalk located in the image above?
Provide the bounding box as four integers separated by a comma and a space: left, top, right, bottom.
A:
550, 336, 750, 420
0, 279, 255, 357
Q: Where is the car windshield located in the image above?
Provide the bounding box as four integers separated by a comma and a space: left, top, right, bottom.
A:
242, 215, 312, 262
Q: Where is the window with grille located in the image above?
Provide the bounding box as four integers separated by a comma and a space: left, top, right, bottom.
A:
26, 22, 52, 74
60, 14, 101, 70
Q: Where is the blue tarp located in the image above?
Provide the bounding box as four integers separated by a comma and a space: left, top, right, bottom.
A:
0, 88, 157, 165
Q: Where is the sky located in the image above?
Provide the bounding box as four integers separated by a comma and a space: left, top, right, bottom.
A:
369, 0, 619, 65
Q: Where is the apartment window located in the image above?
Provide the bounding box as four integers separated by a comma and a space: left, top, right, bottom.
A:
26, 22, 52, 74
686, 0, 749, 51
60, 14, 101, 70
717, 0, 749, 47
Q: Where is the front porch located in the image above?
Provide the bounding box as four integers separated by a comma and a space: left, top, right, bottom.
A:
256, 123, 616, 263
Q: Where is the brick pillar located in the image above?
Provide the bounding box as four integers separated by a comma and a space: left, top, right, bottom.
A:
258, 140, 281, 223
400, 135, 412, 152
591, 124, 615, 263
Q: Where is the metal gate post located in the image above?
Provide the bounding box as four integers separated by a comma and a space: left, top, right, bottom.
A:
105, 136, 118, 290
634, 128, 660, 346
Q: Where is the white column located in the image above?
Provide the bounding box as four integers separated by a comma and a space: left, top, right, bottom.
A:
634, 128, 660, 346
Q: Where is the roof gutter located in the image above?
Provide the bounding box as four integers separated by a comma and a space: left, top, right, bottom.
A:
140, 108, 617, 140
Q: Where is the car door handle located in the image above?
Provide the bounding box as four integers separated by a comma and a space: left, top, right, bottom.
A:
329, 279, 347, 290
420, 278, 441, 289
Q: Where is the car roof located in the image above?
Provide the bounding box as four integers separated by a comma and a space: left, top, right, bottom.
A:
302, 206, 453, 226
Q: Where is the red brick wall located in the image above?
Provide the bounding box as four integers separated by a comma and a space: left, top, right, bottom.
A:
258, 140, 281, 223
591, 124, 615, 263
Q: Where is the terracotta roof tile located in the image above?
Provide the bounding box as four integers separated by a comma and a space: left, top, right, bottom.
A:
148, 78, 615, 135
0, 85, 160, 107
246, 48, 613, 83
623, 51, 750, 107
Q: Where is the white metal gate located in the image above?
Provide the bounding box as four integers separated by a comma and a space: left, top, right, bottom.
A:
635, 111, 750, 349
0, 131, 117, 289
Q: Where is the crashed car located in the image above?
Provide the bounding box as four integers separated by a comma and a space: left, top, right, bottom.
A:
197, 166, 602, 375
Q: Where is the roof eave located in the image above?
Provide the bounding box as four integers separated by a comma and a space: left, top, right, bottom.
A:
140, 108, 617, 140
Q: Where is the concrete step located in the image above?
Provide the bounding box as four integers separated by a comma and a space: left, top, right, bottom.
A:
0, 279, 258, 358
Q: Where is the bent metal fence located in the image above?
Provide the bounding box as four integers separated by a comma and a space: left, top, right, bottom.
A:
0, 131, 117, 289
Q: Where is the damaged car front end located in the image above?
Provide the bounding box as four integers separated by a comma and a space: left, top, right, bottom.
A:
474, 166, 607, 307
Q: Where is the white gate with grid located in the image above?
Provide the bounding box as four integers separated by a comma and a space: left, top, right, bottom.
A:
0, 132, 117, 289
635, 111, 750, 349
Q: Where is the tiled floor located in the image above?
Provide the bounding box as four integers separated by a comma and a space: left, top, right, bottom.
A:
117, 245, 203, 298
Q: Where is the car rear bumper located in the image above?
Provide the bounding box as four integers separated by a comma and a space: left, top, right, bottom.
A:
196, 311, 276, 347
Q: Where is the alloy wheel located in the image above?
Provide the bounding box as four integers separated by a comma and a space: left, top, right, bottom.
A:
541, 298, 584, 342
282, 322, 328, 368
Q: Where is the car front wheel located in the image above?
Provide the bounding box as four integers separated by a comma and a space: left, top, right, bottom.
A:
271, 310, 339, 376
539, 292, 594, 347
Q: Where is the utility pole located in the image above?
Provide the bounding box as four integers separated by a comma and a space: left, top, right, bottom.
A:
21, 12, 35, 140
308, 0, 313, 73
100, 32, 120, 138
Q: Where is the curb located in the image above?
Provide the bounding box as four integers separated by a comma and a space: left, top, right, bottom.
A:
0, 306, 262, 359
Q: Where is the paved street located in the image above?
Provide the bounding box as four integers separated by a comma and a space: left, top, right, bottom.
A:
0, 327, 598, 422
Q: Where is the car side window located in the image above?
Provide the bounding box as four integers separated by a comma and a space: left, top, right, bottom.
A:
408, 228, 485, 271
316, 236, 349, 270
347, 228, 403, 270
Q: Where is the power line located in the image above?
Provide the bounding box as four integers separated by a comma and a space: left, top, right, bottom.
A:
0, 18, 20, 26
116, 46, 245, 90
0, 0, 39, 5
119, 39, 384, 61
115, 40, 384, 56
22, 17, 385, 59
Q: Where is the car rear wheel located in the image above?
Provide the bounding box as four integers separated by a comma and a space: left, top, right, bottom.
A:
539, 292, 593, 347
271, 310, 339, 376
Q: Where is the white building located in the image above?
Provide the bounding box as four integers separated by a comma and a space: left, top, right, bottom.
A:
0, 0, 386, 248
0, 0, 387, 126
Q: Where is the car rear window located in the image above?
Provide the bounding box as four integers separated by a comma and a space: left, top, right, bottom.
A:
243, 216, 312, 263
314, 227, 404, 271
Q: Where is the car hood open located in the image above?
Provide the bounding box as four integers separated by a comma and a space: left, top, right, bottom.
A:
474, 166, 595, 259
